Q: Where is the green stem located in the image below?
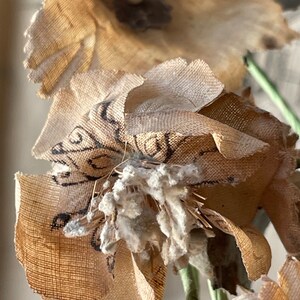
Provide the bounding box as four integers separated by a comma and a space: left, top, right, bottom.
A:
179, 264, 200, 300
207, 280, 229, 300
244, 53, 300, 135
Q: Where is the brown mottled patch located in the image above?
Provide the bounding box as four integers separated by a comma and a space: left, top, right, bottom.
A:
106, 253, 116, 277
112, 0, 172, 31
262, 36, 278, 50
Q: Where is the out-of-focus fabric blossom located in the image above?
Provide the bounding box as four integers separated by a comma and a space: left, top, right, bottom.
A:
16, 59, 300, 299
24, 0, 298, 97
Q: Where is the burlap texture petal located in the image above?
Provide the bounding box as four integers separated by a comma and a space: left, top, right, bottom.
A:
15, 173, 165, 300
201, 208, 271, 281
262, 180, 300, 257
132, 253, 166, 300
197, 142, 283, 226
125, 109, 269, 159
30, 65, 298, 228
34, 99, 128, 179
15, 173, 113, 299
259, 279, 288, 300
257, 258, 300, 300
191, 93, 297, 225
33, 70, 144, 158
24, 0, 298, 97
124, 58, 224, 113
233, 258, 300, 299
278, 258, 300, 299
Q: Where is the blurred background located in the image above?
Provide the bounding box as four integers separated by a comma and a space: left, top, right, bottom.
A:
0, 0, 299, 299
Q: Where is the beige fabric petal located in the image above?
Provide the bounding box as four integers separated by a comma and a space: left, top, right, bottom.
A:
130, 132, 268, 186
34, 99, 128, 179
200, 93, 294, 146
233, 258, 300, 299
125, 58, 224, 113
278, 257, 300, 299
102, 242, 165, 300
16, 173, 163, 300
15, 173, 113, 299
132, 253, 166, 300
126, 110, 269, 159
197, 156, 276, 226
201, 208, 271, 281
262, 180, 300, 257
257, 258, 300, 300
24, 0, 298, 97
33, 70, 143, 158
259, 279, 288, 300
126, 90, 294, 161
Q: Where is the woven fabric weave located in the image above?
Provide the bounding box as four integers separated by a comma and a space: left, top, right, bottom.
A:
15, 59, 300, 299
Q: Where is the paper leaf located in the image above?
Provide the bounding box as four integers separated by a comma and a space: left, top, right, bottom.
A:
24, 0, 298, 97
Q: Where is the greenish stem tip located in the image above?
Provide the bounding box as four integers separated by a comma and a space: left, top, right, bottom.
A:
179, 264, 200, 300
244, 53, 300, 136
179, 265, 230, 300
207, 280, 229, 300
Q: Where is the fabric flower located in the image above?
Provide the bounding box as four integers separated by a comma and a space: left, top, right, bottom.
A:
16, 59, 300, 299
24, 0, 298, 97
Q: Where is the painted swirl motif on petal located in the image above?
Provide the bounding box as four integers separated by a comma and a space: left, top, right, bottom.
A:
50, 101, 126, 186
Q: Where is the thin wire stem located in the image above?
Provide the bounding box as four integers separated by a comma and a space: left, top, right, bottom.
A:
179, 264, 200, 300
207, 280, 229, 300
244, 53, 300, 135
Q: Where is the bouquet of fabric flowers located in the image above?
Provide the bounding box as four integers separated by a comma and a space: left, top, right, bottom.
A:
16, 1, 300, 299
